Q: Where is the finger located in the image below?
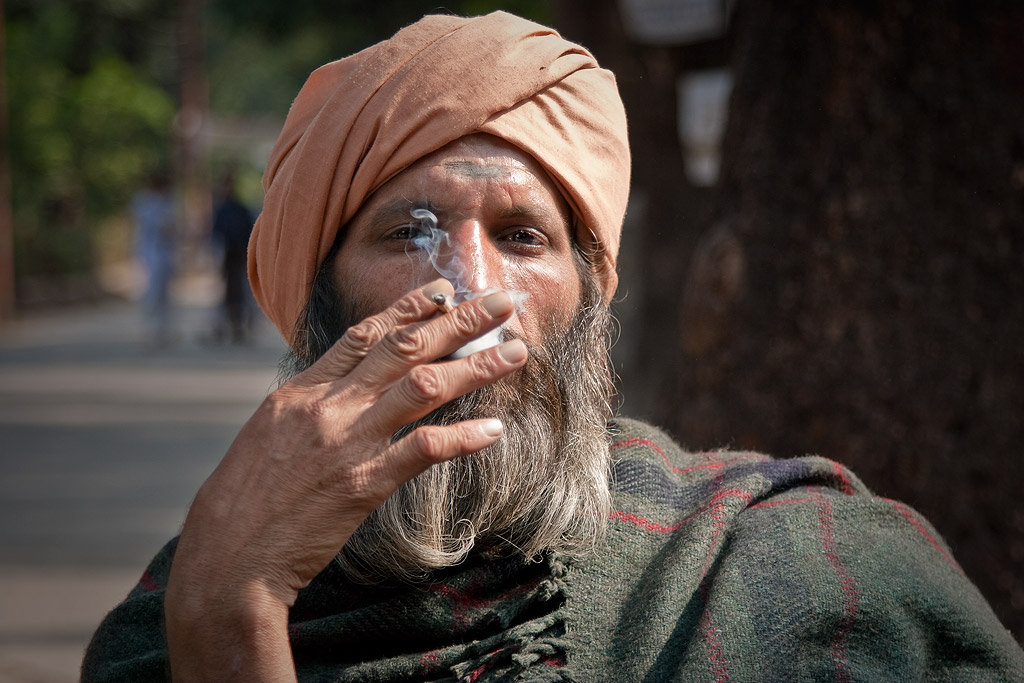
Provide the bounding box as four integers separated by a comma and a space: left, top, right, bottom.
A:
377, 418, 505, 483
350, 289, 516, 387
364, 338, 528, 434
292, 279, 454, 387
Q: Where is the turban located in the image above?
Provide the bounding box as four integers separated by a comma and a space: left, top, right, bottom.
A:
249, 11, 631, 346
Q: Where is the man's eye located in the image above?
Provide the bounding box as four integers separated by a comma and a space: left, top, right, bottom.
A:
504, 229, 545, 246
386, 224, 420, 240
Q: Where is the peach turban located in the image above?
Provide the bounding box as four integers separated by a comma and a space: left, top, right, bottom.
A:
249, 11, 631, 346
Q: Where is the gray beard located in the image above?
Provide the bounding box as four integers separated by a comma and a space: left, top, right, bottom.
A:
280, 267, 615, 582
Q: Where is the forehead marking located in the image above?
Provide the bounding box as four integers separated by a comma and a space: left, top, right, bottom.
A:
443, 161, 510, 179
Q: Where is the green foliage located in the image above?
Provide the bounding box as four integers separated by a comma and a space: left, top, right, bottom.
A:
4, 0, 557, 284
207, 0, 554, 119
76, 57, 175, 215
6, 1, 175, 280
205, 16, 340, 118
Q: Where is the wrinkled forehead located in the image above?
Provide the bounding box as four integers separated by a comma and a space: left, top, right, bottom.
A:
384, 133, 575, 228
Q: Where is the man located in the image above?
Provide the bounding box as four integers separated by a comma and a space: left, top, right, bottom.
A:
83, 12, 1024, 682
131, 171, 177, 347
210, 173, 255, 344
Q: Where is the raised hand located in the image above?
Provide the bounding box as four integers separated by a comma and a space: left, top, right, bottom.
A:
164, 278, 527, 681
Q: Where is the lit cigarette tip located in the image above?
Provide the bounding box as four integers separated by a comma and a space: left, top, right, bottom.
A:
431, 292, 455, 313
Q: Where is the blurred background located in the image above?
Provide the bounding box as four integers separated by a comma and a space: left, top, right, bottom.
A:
1, 0, 1022, 679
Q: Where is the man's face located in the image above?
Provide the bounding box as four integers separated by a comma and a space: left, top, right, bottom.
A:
309, 134, 613, 583
332, 134, 583, 345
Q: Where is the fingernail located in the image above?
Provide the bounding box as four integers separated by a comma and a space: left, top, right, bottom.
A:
479, 419, 503, 438
421, 279, 452, 300
481, 291, 513, 318
497, 339, 527, 364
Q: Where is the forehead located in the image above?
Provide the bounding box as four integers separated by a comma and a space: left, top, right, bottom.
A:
363, 134, 572, 220
407, 133, 550, 179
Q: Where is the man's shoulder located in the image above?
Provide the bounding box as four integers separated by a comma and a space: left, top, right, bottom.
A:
571, 420, 1024, 680
607, 416, 865, 516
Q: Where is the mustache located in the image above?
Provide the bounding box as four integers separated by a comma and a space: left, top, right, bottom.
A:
395, 327, 554, 438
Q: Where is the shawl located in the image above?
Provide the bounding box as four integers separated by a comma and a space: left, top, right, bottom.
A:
81, 419, 1024, 681
248, 11, 631, 346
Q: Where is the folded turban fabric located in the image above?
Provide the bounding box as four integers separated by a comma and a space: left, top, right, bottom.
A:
249, 11, 631, 346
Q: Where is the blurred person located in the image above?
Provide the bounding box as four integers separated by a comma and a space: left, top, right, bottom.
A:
131, 172, 177, 347
83, 12, 1024, 681
210, 173, 256, 344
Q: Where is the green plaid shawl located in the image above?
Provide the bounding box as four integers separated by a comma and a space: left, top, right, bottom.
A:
82, 418, 1024, 681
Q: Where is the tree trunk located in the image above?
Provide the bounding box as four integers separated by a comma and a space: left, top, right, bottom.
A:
678, 0, 1024, 640
554, 0, 718, 424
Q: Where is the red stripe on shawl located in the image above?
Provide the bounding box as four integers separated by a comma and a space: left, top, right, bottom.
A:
830, 459, 855, 495
611, 482, 753, 677
815, 492, 857, 683
698, 498, 731, 682
754, 495, 962, 574
884, 499, 963, 573
611, 438, 669, 461
750, 497, 818, 508
435, 583, 487, 609
138, 570, 159, 593
418, 651, 441, 673
427, 571, 545, 606
425, 572, 548, 633
609, 488, 755, 534
611, 437, 767, 474
700, 606, 730, 682
468, 660, 490, 682
467, 646, 509, 682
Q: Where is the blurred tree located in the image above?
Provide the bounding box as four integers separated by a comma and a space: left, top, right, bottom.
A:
202, 1, 554, 212
5, 0, 175, 286
0, 0, 13, 319
561, 0, 1024, 640
207, 0, 553, 120
3, 0, 553, 296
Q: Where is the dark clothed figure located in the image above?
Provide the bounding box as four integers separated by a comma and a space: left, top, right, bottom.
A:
211, 182, 254, 343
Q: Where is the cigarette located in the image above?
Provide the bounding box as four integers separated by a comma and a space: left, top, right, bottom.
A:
431, 292, 455, 314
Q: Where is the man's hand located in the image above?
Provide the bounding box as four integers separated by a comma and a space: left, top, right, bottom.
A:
164, 279, 527, 681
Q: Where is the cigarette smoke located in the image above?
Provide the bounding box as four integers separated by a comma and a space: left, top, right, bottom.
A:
410, 208, 527, 357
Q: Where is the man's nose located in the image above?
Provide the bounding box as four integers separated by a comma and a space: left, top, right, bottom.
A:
441, 222, 501, 294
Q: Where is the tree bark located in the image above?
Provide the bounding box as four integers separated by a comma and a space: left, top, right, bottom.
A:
679, 0, 1024, 639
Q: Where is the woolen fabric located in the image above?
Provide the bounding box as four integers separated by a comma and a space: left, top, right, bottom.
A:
82, 418, 1024, 681
248, 11, 631, 345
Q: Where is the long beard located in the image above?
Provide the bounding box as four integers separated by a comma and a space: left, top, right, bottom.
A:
281, 269, 615, 583
344, 300, 613, 581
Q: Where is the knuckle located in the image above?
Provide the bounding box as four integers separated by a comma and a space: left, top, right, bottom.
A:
393, 295, 422, 317
450, 305, 481, 337
383, 325, 428, 359
292, 394, 332, 427
466, 351, 500, 382
404, 365, 443, 404
339, 320, 384, 355
409, 426, 450, 462
265, 388, 318, 421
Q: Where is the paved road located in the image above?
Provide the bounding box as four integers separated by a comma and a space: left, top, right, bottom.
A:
0, 296, 286, 682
